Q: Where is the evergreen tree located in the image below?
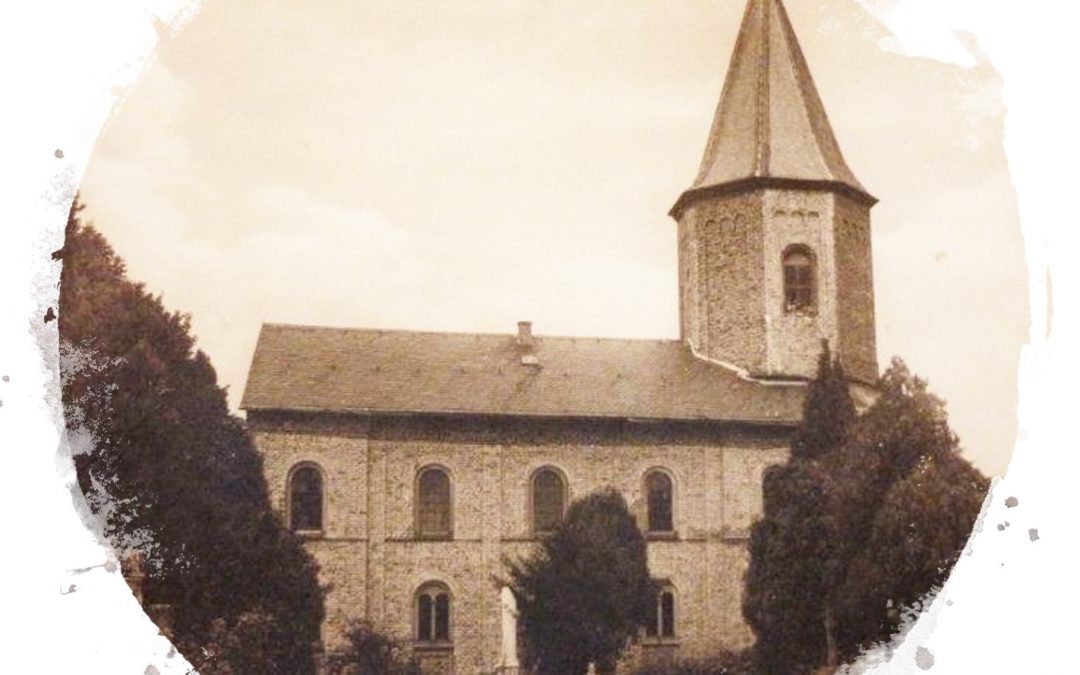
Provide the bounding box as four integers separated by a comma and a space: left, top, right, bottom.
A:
744, 461, 830, 673
791, 340, 857, 460
819, 360, 988, 660
505, 488, 656, 675
743, 350, 988, 671
57, 197, 324, 674
743, 342, 854, 673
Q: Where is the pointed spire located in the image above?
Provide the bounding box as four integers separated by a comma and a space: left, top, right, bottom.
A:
673, 0, 873, 214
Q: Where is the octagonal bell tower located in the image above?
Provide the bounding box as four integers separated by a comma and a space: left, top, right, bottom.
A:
672, 0, 879, 383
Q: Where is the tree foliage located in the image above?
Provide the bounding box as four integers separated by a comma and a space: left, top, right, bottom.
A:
325, 621, 421, 675
819, 360, 989, 657
630, 649, 755, 675
743, 349, 988, 672
791, 341, 856, 460
744, 461, 833, 673
505, 488, 656, 675
58, 197, 324, 674
744, 344, 852, 673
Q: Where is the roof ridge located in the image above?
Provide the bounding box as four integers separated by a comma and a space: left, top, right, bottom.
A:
261, 322, 684, 345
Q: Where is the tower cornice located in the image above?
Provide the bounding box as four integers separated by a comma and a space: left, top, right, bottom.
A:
670, 176, 876, 220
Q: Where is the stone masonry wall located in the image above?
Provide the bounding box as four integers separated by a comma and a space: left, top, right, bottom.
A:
249, 412, 791, 674
252, 416, 371, 648
761, 189, 838, 379
833, 193, 879, 383
678, 192, 766, 370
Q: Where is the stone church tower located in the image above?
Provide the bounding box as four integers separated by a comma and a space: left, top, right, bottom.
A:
671, 0, 879, 383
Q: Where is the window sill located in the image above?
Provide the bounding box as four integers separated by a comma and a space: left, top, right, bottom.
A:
413, 642, 454, 653
293, 529, 324, 540
414, 534, 454, 542
644, 531, 678, 541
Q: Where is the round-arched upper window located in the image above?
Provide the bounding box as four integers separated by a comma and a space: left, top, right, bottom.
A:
783, 246, 815, 312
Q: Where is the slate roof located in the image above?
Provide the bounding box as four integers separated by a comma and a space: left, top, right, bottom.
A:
673, 0, 873, 214
241, 323, 805, 425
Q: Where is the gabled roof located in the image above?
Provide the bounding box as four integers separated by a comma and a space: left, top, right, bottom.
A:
241, 323, 805, 425
674, 0, 872, 214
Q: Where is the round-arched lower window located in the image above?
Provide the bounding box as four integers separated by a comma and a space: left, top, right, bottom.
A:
416, 582, 452, 643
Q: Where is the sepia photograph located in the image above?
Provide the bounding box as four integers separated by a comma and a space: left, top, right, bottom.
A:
6, 0, 1071, 673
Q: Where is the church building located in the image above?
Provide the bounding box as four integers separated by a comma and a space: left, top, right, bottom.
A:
241, 0, 878, 672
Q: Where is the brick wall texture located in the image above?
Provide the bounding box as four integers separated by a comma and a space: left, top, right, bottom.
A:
678, 192, 765, 369
833, 194, 878, 383
250, 412, 791, 674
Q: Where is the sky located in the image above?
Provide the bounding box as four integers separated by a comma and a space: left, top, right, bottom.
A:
78, 0, 1027, 476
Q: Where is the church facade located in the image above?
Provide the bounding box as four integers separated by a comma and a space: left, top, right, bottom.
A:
240, 1, 878, 673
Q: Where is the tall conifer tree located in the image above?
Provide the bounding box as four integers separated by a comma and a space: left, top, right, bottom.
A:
792, 340, 857, 460
58, 197, 324, 674
744, 341, 854, 672
744, 349, 987, 671
817, 360, 988, 660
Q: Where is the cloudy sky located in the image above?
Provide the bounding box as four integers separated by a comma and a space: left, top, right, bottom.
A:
78, 0, 1026, 476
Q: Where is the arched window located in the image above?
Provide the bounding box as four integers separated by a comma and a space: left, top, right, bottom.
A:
416, 583, 452, 643
645, 470, 674, 534
783, 245, 815, 312
646, 583, 677, 639
531, 468, 566, 535
288, 464, 323, 533
417, 467, 452, 540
